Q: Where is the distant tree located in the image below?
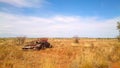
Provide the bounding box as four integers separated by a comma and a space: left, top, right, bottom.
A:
117, 22, 120, 41
15, 36, 26, 45
73, 35, 79, 43
117, 22, 120, 34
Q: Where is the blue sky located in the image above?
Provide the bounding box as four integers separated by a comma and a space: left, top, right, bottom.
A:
0, 0, 120, 38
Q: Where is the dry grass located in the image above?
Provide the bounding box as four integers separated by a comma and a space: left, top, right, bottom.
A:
0, 38, 120, 68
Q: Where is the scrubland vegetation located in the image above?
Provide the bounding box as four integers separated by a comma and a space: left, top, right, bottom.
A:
0, 38, 120, 68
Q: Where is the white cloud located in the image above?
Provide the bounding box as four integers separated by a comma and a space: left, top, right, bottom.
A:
0, 12, 119, 38
0, 0, 48, 8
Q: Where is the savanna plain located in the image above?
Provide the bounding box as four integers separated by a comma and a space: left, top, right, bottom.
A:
0, 38, 120, 68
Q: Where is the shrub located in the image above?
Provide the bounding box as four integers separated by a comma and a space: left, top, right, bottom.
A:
73, 36, 79, 43
14, 37, 26, 45
117, 36, 120, 42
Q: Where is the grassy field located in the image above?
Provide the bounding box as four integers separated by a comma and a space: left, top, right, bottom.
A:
0, 38, 120, 68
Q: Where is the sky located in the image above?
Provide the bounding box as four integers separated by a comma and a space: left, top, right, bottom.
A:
0, 0, 120, 38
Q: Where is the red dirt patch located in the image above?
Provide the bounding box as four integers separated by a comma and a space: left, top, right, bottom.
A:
111, 62, 120, 68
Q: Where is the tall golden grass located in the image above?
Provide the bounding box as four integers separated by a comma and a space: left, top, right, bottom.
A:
0, 38, 120, 68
